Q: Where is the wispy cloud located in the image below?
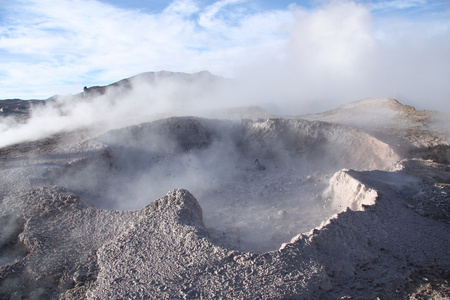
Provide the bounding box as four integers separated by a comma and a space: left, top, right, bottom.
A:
0, 0, 289, 98
0, 0, 449, 112
370, 0, 427, 10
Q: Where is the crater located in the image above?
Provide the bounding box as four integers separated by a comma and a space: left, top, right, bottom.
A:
51, 117, 400, 252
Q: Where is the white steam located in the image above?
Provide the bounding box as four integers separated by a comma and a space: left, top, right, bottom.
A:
236, 0, 450, 113
44, 116, 400, 252
0, 71, 235, 148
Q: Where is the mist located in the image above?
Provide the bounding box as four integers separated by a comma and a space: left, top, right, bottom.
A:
0, 71, 236, 148
35, 114, 398, 252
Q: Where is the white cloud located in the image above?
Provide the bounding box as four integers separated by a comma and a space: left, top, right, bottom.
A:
198, 0, 247, 27
370, 0, 427, 10
0, 0, 289, 98
0, 0, 449, 112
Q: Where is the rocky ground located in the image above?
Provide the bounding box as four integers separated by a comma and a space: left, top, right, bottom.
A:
0, 91, 449, 299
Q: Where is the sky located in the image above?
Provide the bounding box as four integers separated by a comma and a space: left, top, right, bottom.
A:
0, 0, 449, 112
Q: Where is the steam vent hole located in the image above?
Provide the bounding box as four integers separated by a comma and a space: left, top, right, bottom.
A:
54, 117, 399, 252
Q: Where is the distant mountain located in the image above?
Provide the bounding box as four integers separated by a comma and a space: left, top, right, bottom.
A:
0, 99, 46, 120
303, 98, 423, 123
82, 70, 224, 97
0, 70, 225, 118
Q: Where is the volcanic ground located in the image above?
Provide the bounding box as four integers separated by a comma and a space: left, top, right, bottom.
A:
0, 72, 449, 299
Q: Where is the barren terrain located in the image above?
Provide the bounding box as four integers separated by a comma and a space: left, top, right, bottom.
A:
0, 72, 449, 299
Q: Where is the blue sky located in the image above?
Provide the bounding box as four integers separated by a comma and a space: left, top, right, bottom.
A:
0, 0, 449, 111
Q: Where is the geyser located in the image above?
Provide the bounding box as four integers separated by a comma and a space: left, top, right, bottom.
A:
50, 116, 399, 252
